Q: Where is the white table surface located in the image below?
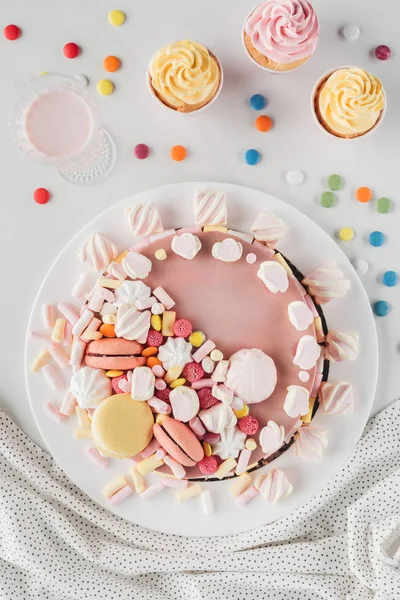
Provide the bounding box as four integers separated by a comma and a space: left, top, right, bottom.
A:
1, 0, 399, 449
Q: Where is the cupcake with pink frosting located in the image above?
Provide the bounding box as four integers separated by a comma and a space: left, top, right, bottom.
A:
243, 0, 319, 72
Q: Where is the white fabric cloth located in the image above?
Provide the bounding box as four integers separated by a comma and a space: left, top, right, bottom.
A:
0, 401, 399, 600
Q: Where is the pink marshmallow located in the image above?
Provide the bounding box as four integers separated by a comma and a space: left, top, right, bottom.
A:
69, 339, 86, 367
45, 402, 67, 423
107, 261, 127, 281
305, 294, 319, 317
236, 485, 259, 505
155, 448, 167, 459
236, 448, 251, 475
189, 417, 206, 439
155, 378, 167, 391
140, 482, 164, 499
85, 283, 98, 303
82, 317, 102, 338
176, 226, 202, 235
30, 331, 52, 348
118, 379, 130, 393
152, 365, 165, 378
108, 484, 133, 505
149, 229, 175, 243
161, 477, 188, 489
141, 437, 161, 458
49, 345, 70, 369
88, 288, 104, 312
86, 447, 108, 468
72, 272, 93, 298
135, 296, 156, 310
100, 287, 115, 302
63, 322, 73, 347
311, 372, 323, 397
147, 397, 171, 414
163, 454, 186, 479
191, 378, 214, 390
42, 364, 64, 391
152, 287, 175, 310
192, 340, 216, 363
57, 303, 79, 325
42, 304, 55, 330
72, 309, 94, 336
59, 390, 77, 416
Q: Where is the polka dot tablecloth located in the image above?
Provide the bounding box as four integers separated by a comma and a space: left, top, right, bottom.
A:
0, 403, 399, 600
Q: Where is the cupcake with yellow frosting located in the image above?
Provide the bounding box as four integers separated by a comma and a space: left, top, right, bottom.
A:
312, 67, 385, 139
148, 40, 222, 113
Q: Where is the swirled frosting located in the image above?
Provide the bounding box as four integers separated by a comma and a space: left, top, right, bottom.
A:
318, 68, 384, 136
115, 306, 151, 343
212, 426, 247, 459
302, 263, 351, 305
245, 0, 319, 64
149, 40, 220, 107
70, 366, 111, 409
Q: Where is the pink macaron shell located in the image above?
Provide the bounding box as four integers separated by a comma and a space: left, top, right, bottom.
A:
84, 355, 146, 371
153, 418, 204, 466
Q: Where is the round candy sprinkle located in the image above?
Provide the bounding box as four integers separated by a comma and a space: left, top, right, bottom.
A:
352, 259, 369, 276
338, 227, 354, 241
375, 45, 391, 61
342, 24, 360, 41
298, 371, 310, 383
97, 79, 114, 96
246, 252, 257, 264
286, 170, 304, 186
382, 270, 398, 287
103, 55, 121, 72
63, 42, 80, 59
155, 249, 167, 261
74, 74, 88, 86
33, 188, 50, 205
182, 362, 204, 383
4, 24, 21, 40
320, 191, 336, 208
238, 415, 259, 435
170, 145, 186, 161
146, 330, 163, 347
198, 455, 218, 475
244, 149, 260, 166
245, 438, 257, 451
173, 318, 193, 338
108, 10, 125, 26
356, 186, 372, 203
376, 197, 391, 214
369, 231, 385, 247
373, 300, 390, 317
133, 143, 150, 159
189, 331, 205, 347
327, 174, 343, 191
210, 349, 223, 362
250, 94, 266, 110
255, 115, 273, 132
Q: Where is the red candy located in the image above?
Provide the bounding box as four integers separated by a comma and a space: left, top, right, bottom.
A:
111, 374, 128, 394
33, 188, 50, 205
375, 45, 391, 61
155, 387, 171, 402
4, 24, 21, 40
238, 415, 259, 435
182, 362, 204, 383
173, 318, 193, 338
198, 387, 218, 410
63, 42, 80, 59
133, 143, 150, 159
203, 432, 220, 444
198, 455, 218, 476
146, 329, 163, 347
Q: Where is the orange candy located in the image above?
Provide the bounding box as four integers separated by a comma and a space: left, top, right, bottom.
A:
103, 55, 121, 72
142, 346, 158, 357
356, 187, 372, 203
99, 323, 116, 337
146, 356, 162, 367
170, 145, 187, 162
255, 115, 273, 132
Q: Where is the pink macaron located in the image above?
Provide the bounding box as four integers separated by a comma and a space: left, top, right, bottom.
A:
85, 338, 145, 370
153, 417, 204, 467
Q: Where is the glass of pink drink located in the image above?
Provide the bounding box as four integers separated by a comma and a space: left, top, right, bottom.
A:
9, 73, 116, 185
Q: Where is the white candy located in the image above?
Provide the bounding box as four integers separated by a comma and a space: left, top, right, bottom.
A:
70, 366, 111, 408
257, 261, 289, 293
212, 427, 246, 459
122, 251, 152, 280
352, 259, 369, 276
283, 386, 310, 418
293, 335, 321, 370
286, 170, 304, 186
342, 23, 360, 41
169, 387, 199, 422
171, 233, 202, 260
199, 402, 237, 433
212, 238, 243, 263
131, 366, 155, 401
114, 280, 151, 308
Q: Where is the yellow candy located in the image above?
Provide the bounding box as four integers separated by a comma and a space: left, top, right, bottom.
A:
151, 314, 162, 331
136, 453, 164, 476
229, 473, 251, 496
164, 365, 182, 384
155, 249, 167, 261
75, 406, 91, 429
97, 79, 114, 96
338, 227, 355, 241
103, 475, 127, 498
102, 313, 116, 325
131, 465, 145, 494
203, 225, 228, 233
40, 71, 48, 75
203, 441, 212, 457
189, 331, 206, 347
105, 370, 123, 378
170, 377, 186, 389
302, 397, 316, 424
274, 253, 293, 275
30, 349, 49, 372
245, 438, 257, 451
75, 428, 92, 439
233, 404, 249, 419
115, 250, 128, 263
51, 318, 66, 343
108, 9, 125, 26
161, 310, 176, 336
98, 277, 121, 289
314, 317, 325, 343
210, 349, 223, 362
214, 457, 237, 479
176, 483, 202, 502
81, 330, 103, 341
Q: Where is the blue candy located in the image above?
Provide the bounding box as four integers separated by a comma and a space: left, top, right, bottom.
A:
382, 270, 398, 287
250, 94, 267, 111
368, 231, 385, 247
373, 300, 390, 317
244, 149, 261, 166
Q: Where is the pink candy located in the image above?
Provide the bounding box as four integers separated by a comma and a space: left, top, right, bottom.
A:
99, 287, 115, 303
45, 402, 67, 423
236, 448, 252, 475
189, 416, 206, 439
30, 331, 52, 348
42, 304, 55, 330
59, 390, 77, 416
140, 482, 164, 499
192, 339, 216, 363
72, 309, 94, 336
63, 322, 73, 346
161, 477, 188, 489
86, 446, 108, 468
88, 288, 105, 312
305, 294, 319, 318
155, 378, 167, 390
176, 226, 202, 235
141, 437, 161, 458
236, 485, 259, 506
109, 484, 133, 505
42, 364, 64, 390
203, 432, 220, 444
72, 272, 93, 298
49, 345, 70, 369
191, 378, 214, 390
152, 365, 165, 378
153, 286, 175, 310
136, 296, 156, 310
57, 302, 79, 325
311, 372, 323, 397
163, 454, 186, 479
147, 397, 171, 414
69, 339, 86, 367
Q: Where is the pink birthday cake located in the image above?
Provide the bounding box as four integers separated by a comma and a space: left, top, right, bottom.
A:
32, 188, 359, 506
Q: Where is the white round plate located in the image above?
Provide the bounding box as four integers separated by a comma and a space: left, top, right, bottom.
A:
25, 182, 378, 537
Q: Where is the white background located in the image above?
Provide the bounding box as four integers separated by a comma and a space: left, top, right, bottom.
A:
1, 0, 399, 449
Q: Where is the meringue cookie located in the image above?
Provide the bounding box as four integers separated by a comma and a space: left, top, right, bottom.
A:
194, 189, 227, 226
212, 384, 233, 405
325, 330, 359, 362
78, 233, 119, 273
199, 402, 237, 433
212, 238, 243, 263
170, 386, 199, 422
320, 381, 354, 415
283, 385, 310, 418
122, 251, 152, 280
212, 427, 246, 459
259, 420, 285, 455
293, 425, 327, 460
114, 280, 151, 308
131, 366, 155, 401
302, 263, 351, 304
293, 335, 321, 370
158, 337, 193, 370
126, 203, 163, 237
70, 366, 111, 409
257, 261, 289, 293
115, 306, 151, 343
258, 469, 293, 504
225, 348, 277, 404
288, 301, 314, 331
171, 233, 202, 260
250, 210, 289, 247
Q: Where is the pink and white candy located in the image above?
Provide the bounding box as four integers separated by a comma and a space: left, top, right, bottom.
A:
325, 330, 359, 362
259, 420, 285, 455
169, 386, 199, 422
293, 335, 321, 370
257, 261, 288, 293
258, 469, 293, 504
212, 238, 243, 263
302, 263, 351, 305
293, 425, 327, 460
115, 306, 151, 343
194, 189, 227, 226
250, 210, 289, 247
126, 203, 163, 237
171, 233, 202, 260
122, 251, 152, 280
131, 366, 155, 401
283, 385, 310, 418
78, 232, 119, 273
319, 381, 354, 415
288, 301, 314, 331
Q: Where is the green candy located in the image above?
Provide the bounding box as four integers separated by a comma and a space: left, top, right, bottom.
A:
321, 191, 336, 208
376, 197, 391, 214
327, 174, 343, 191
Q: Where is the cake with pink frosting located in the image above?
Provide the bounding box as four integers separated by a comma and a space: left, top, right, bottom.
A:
33, 187, 360, 509
243, 0, 319, 72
